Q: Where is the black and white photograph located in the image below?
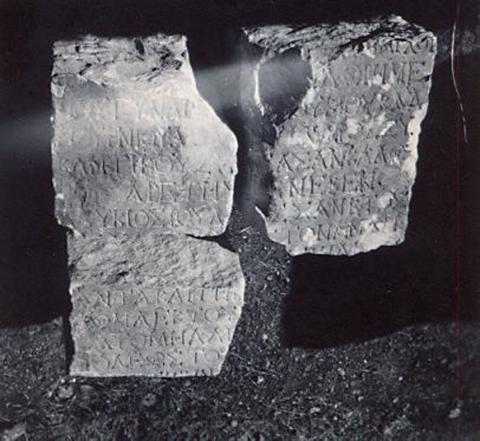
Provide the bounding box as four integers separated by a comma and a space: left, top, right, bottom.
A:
0, 0, 478, 439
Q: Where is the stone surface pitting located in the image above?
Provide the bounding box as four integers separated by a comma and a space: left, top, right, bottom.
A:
68, 232, 245, 377
51, 33, 244, 377
52, 33, 237, 237
241, 16, 437, 255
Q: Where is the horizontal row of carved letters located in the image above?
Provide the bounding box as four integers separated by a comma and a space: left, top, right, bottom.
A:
91, 206, 226, 229
317, 58, 432, 88
75, 178, 232, 205
279, 216, 405, 242
352, 35, 436, 56
58, 126, 186, 152
62, 97, 195, 122
75, 286, 242, 307
80, 312, 236, 344
75, 350, 225, 375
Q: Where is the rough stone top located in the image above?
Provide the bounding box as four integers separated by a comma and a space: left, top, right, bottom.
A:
52, 33, 191, 87
68, 233, 245, 291
243, 15, 435, 59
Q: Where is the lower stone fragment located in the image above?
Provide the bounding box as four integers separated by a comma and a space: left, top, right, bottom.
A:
67, 232, 245, 377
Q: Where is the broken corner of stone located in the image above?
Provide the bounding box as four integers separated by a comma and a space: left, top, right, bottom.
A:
51, 33, 244, 377
240, 16, 437, 256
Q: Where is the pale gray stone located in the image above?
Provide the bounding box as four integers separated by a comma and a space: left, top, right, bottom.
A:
52, 33, 237, 237
68, 232, 245, 377
241, 16, 437, 255
51, 33, 244, 378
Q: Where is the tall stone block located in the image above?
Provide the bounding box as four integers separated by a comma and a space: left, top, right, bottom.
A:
52, 34, 237, 237
51, 34, 244, 377
241, 16, 436, 255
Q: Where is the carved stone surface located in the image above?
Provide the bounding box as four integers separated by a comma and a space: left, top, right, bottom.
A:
241, 16, 437, 255
68, 232, 245, 377
51, 33, 244, 377
52, 34, 237, 237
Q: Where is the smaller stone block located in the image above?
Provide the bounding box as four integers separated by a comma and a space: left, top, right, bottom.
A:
68, 232, 245, 377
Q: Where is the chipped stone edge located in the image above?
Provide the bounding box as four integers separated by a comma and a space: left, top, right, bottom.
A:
184, 36, 239, 236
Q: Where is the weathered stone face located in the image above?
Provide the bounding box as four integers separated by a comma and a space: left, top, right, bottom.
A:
52, 34, 237, 237
51, 33, 244, 377
241, 16, 437, 255
68, 232, 245, 377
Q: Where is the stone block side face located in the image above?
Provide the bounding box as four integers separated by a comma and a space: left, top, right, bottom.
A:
51, 34, 237, 237
68, 233, 245, 377
242, 16, 437, 256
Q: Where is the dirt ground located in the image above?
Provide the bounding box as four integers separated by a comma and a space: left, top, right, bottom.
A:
0, 0, 479, 439
1, 208, 479, 439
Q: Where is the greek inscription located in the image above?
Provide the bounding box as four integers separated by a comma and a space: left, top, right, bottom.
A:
243, 18, 436, 255
54, 34, 242, 377
319, 59, 431, 88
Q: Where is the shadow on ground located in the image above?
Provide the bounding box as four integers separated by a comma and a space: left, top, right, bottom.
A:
282, 47, 477, 348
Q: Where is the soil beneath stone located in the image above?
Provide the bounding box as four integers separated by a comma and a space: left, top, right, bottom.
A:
1, 206, 479, 440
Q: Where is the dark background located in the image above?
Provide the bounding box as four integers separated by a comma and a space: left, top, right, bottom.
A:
0, 0, 478, 439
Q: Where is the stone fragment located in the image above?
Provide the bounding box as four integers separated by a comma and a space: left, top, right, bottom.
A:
51, 33, 237, 237
51, 33, 244, 378
240, 16, 436, 255
68, 232, 245, 377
